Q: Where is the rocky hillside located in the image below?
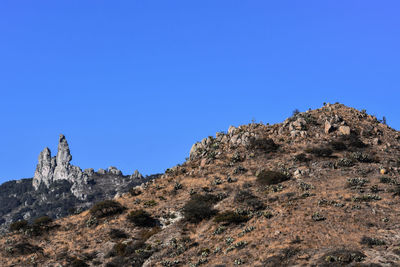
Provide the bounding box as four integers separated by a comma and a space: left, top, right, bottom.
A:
0, 135, 156, 234
1, 103, 400, 266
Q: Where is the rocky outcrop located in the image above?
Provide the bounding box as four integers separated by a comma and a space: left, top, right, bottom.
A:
32, 134, 144, 200
32, 147, 55, 189
33, 135, 84, 194
131, 170, 144, 179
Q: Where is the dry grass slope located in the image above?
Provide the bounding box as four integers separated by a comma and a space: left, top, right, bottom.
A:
1, 103, 400, 266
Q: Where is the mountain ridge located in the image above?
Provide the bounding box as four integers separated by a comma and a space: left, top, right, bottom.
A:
1, 103, 400, 266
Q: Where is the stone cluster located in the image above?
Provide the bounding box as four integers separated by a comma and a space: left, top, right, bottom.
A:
189, 125, 260, 160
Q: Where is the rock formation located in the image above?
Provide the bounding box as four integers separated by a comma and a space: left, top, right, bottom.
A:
32, 147, 55, 189
33, 134, 85, 192
32, 134, 145, 200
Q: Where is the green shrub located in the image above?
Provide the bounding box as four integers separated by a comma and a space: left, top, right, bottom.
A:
329, 141, 347, 151
256, 170, 290, 185
9, 220, 28, 232
380, 177, 396, 184
182, 194, 218, 223
360, 236, 386, 247
90, 200, 125, 218
214, 211, 249, 225
5, 242, 43, 256
347, 178, 369, 188
305, 147, 333, 157
248, 137, 279, 152
322, 249, 366, 264
143, 200, 158, 208
33, 215, 52, 226
293, 153, 309, 162
129, 188, 142, 196
350, 152, 375, 163
234, 190, 264, 210
70, 258, 89, 267
127, 210, 157, 227
109, 228, 128, 239
336, 158, 355, 167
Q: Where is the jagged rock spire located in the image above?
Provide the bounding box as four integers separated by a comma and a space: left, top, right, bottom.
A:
32, 134, 83, 192
32, 147, 55, 189
53, 134, 74, 180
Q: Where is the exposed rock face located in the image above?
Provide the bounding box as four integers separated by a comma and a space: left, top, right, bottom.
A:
339, 125, 351, 135
32, 134, 144, 201
108, 166, 122, 176
1, 134, 157, 233
33, 135, 84, 195
32, 147, 55, 189
131, 170, 144, 179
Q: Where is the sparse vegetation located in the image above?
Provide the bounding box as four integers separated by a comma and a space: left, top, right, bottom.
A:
293, 153, 309, 162
127, 209, 157, 227
33, 215, 52, 226
312, 212, 326, 221
256, 169, 289, 185
360, 236, 386, 247
350, 152, 375, 163
234, 190, 264, 210
247, 137, 279, 153
322, 249, 366, 265
109, 228, 129, 239
9, 220, 28, 232
182, 194, 219, 223
89, 200, 125, 218
305, 146, 333, 157
214, 211, 249, 225
347, 178, 369, 188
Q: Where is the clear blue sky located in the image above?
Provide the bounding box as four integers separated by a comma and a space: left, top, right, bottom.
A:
1, 1, 399, 183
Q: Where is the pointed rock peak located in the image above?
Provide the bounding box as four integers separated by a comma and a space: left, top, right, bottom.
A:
39, 147, 51, 160
59, 134, 66, 143
56, 134, 72, 164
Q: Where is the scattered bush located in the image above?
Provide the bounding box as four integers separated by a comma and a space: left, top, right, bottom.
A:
182, 194, 218, 223
70, 258, 89, 267
127, 210, 157, 227
89, 200, 125, 218
129, 188, 142, 196
321, 249, 366, 265
329, 141, 347, 151
33, 215, 52, 226
248, 137, 279, 153
311, 212, 326, 221
293, 153, 309, 162
347, 178, 369, 188
233, 165, 247, 174
352, 194, 381, 202
5, 242, 43, 256
109, 228, 129, 239
360, 236, 386, 247
143, 200, 158, 208
9, 219, 28, 232
336, 133, 367, 149
305, 147, 333, 157
214, 211, 249, 225
256, 169, 290, 185
380, 177, 396, 184
350, 152, 375, 163
335, 158, 355, 167
234, 190, 264, 210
